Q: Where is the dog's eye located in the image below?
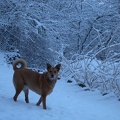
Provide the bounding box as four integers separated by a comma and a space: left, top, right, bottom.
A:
50, 71, 52, 73
54, 71, 57, 73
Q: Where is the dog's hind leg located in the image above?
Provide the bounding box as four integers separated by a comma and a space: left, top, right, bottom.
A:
13, 86, 23, 102
23, 85, 29, 103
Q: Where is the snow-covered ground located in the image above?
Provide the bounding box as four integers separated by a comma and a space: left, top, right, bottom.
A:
0, 52, 120, 120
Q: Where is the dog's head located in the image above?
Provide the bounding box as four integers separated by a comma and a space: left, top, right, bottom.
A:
47, 63, 61, 81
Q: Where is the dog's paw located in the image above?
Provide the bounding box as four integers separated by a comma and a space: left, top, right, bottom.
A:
13, 96, 17, 102
36, 103, 40, 106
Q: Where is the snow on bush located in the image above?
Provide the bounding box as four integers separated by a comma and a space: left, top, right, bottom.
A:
51, 44, 120, 100
63, 55, 120, 99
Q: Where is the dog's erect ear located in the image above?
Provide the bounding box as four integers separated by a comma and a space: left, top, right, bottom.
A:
47, 63, 52, 70
55, 64, 61, 72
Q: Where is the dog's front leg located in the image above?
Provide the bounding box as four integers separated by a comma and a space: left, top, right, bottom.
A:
36, 97, 42, 106
42, 95, 47, 109
36, 95, 47, 109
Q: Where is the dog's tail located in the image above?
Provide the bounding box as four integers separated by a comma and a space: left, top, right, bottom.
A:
13, 59, 27, 71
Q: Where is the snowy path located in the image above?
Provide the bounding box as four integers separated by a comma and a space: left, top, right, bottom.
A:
0, 54, 120, 120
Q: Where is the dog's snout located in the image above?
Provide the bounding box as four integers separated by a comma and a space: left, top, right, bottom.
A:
51, 74, 54, 78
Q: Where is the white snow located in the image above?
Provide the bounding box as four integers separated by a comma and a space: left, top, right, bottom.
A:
0, 52, 120, 120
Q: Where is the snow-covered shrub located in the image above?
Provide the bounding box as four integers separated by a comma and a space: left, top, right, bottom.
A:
61, 54, 120, 99
52, 42, 120, 99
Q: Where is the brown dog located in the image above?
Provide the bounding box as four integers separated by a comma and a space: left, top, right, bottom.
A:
12, 59, 61, 109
